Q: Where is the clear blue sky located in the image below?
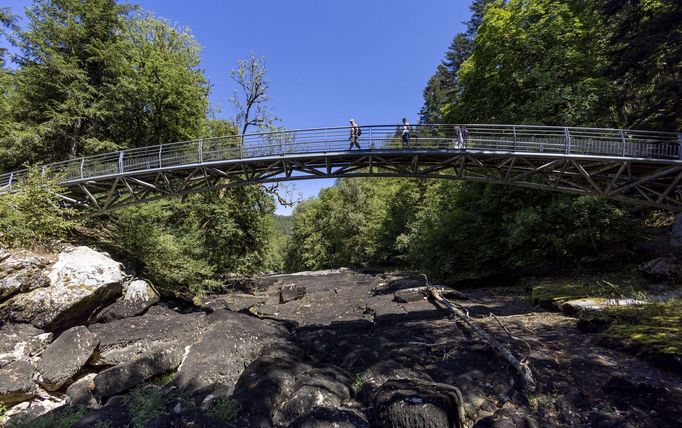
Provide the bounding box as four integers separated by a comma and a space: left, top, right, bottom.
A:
4, 0, 470, 214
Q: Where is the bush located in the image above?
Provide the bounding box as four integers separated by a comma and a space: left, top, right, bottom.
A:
0, 166, 75, 249
209, 398, 240, 422
128, 387, 167, 428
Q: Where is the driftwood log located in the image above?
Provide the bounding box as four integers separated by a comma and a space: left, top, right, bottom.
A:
426, 283, 536, 393
394, 285, 467, 303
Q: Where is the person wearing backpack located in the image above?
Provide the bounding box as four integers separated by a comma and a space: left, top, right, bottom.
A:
401, 117, 411, 148
349, 118, 361, 149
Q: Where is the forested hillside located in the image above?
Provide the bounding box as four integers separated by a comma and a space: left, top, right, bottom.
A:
285, 0, 681, 281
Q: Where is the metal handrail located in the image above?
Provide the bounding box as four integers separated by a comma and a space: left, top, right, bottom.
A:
0, 124, 679, 193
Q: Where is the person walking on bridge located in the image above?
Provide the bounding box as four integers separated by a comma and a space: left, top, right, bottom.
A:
349, 119, 361, 150
401, 118, 411, 148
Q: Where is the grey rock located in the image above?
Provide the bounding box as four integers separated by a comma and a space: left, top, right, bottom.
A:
93, 347, 183, 399
0, 250, 51, 302
473, 408, 539, 428
289, 407, 370, 428
0, 323, 51, 367
369, 378, 466, 428
89, 310, 207, 366
37, 326, 98, 391
94, 279, 159, 322
280, 284, 306, 303
174, 309, 288, 394
0, 246, 127, 331
639, 256, 682, 282
66, 373, 97, 408
0, 360, 36, 405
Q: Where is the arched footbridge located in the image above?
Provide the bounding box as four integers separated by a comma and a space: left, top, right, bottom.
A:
1, 124, 681, 214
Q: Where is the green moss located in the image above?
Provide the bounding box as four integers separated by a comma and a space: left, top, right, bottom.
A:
602, 299, 682, 356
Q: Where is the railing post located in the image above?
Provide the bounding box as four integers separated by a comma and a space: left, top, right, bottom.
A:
621, 130, 627, 157
198, 140, 203, 163
8, 172, 13, 192
80, 158, 84, 179
564, 127, 571, 155
158, 145, 163, 168
512, 125, 517, 151
280, 131, 285, 155
118, 151, 124, 173
370, 128, 374, 149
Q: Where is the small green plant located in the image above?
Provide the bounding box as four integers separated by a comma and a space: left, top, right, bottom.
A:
352, 373, 364, 390
209, 398, 240, 422
149, 370, 176, 386
0, 401, 6, 423
128, 387, 167, 428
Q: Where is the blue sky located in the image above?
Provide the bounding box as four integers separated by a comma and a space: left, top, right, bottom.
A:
4, 0, 470, 214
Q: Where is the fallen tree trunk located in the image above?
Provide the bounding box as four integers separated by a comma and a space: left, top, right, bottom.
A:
394, 285, 467, 303
427, 284, 536, 393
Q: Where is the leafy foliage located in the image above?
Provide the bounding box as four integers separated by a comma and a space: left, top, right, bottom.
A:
209, 398, 241, 422
113, 188, 276, 297
0, 166, 76, 249
127, 387, 167, 428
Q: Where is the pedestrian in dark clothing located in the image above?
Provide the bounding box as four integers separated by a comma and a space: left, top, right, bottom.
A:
401, 118, 411, 148
349, 119, 361, 149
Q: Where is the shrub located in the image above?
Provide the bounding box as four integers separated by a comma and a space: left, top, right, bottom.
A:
128, 387, 167, 428
209, 398, 240, 422
0, 166, 75, 249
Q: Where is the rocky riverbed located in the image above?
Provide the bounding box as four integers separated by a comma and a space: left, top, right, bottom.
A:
1, 247, 681, 427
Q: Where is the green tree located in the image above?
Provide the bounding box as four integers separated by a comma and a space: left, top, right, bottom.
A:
10, 0, 131, 165
454, 0, 614, 126
603, 0, 682, 131
108, 13, 209, 148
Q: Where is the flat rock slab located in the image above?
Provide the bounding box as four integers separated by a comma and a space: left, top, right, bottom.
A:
0, 246, 127, 331
37, 326, 98, 391
280, 284, 306, 303
89, 311, 207, 366
0, 359, 36, 405
0, 323, 51, 367
94, 347, 183, 399
174, 309, 288, 394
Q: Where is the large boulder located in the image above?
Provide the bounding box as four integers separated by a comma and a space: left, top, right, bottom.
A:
0, 246, 127, 331
88, 310, 207, 366
37, 326, 98, 391
0, 360, 36, 405
369, 379, 466, 428
66, 373, 98, 408
639, 256, 682, 283
174, 309, 288, 394
233, 348, 358, 427
94, 279, 159, 322
93, 347, 183, 399
0, 323, 52, 367
0, 250, 51, 302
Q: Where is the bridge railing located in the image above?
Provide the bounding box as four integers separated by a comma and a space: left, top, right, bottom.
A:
0, 124, 679, 194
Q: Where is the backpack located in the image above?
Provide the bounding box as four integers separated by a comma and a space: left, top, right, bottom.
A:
356, 127, 362, 136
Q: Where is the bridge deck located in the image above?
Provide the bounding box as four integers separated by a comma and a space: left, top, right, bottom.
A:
1, 124, 681, 212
